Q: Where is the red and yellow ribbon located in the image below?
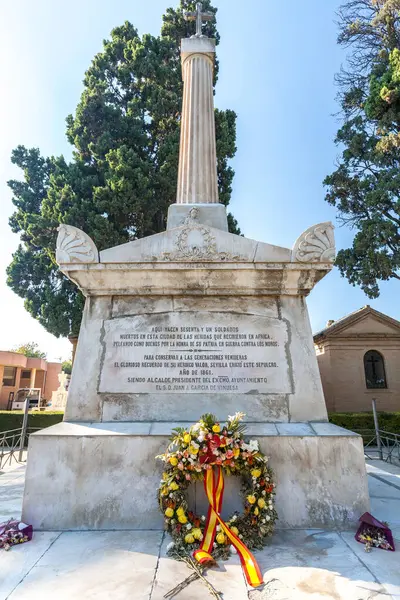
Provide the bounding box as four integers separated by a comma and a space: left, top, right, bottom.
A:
193, 466, 264, 588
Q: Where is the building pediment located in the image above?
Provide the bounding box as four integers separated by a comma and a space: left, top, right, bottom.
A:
314, 306, 400, 342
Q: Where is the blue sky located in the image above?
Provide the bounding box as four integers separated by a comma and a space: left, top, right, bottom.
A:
0, 0, 398, 361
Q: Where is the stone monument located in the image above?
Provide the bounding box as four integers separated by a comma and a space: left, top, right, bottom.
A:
46, 372, 70, 411
22, 4, 369, 530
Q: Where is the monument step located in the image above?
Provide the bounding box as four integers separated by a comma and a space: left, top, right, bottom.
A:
29, 421, 360, 437
22, 422, 369, 531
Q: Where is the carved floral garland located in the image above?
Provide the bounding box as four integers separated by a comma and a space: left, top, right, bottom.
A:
156, 413, 277, 562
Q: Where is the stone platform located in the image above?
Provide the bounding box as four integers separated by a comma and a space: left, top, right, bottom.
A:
22, 422, 369, 531
2, 459, 399, 600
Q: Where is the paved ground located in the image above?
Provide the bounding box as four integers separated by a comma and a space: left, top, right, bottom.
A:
0, 459, 399, 600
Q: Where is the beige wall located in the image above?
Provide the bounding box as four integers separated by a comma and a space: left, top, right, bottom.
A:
43, 363, 62, 401
316, 339, 400, 413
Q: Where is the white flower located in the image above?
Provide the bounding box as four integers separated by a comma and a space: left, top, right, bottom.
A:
239, 534, 243, 539
186, 524, 192, 530
228, 411, 245, 422
213, 543, 217, 549
169, 493, 173, 498
216, 525, 221, 532
232, 515, 237, 522
167, 542, 175, 551
262, 519, 266, 523
201, 515, 206, 521
231, 547, 237, 554
249, 439, 259, 452
191, 441, 200, 449
262, 491, 266, 496
242, 439, 259, 453
265, 515, 271, 521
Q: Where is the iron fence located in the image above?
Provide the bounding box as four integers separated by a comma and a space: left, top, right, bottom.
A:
359, 429, 400, 464
0, 427, 40, 470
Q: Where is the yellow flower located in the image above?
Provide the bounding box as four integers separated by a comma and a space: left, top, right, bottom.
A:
189, 445, 199, 455
230, 526, 239, 536
185, 533, 195, 544
169, 457, 178, 466
254, 507, 259, 516
212, 424, 221, 433
169, 482, 179, 491
183, 433, 191, 444
251, 469, 261, 479
247, 495, 256, 505
178, 514, 188, 524
161, 487, 169, 496
257, 498, 266, 509
176, 506, 185, 516
192, 528, 203, 540
216, 532, 226, 544
162, 472, 168, 480
165, 508, 174, 518
233, 448, 240, 458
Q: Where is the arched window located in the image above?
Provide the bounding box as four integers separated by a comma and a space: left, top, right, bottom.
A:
364, 350, 387, 389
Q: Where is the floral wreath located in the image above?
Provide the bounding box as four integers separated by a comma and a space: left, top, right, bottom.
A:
156, 412, 277, 588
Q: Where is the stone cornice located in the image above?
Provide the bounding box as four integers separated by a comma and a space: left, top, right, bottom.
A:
58, 261, 331, 297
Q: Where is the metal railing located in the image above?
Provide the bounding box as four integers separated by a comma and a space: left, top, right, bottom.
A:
357, 399, 400, 464
0, 428, 25, 470
0, 427, 40, 470
361, 429, 400, 463
0, 398, 40, 470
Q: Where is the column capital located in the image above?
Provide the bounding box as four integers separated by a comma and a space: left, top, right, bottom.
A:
181, 37, 216, 61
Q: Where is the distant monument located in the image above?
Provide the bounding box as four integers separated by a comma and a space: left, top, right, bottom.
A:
47, 372, 69, 411
22, 5, 369, 530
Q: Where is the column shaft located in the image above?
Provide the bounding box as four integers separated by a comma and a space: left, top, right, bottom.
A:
177, 43, 219, 204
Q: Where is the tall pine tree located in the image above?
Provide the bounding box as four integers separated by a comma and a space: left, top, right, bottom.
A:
7, 1, 238, 337
324, 0, 400, 297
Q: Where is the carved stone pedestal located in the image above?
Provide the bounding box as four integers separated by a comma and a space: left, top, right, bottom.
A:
22, 216, 370, 530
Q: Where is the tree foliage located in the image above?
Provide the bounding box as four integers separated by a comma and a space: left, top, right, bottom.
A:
7, 1, 239, 337
12, 342, 47, 359
324, 0, 400, 297
61, 360, 72, 374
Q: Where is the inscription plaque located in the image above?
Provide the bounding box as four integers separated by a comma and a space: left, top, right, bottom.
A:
99, 312, 291, 394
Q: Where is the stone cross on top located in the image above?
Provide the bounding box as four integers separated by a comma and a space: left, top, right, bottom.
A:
184, 2, 213, 38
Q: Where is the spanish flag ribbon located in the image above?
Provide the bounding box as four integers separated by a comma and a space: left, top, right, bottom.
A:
193, 466, 264, 588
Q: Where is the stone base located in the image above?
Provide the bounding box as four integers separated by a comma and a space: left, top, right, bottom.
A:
22, 422, 370, 531
166, 203, 228, 231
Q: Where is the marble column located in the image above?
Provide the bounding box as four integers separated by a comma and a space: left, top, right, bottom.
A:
177, 37, 219, 205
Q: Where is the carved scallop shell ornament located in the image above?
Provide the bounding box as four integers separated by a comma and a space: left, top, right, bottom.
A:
292, 222, 335, 263
56, 224, 99, 264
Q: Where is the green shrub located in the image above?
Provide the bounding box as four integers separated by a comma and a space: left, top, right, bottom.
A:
329, 412, 400, 434
0, 411, 64, 434
329, 412, 400, 445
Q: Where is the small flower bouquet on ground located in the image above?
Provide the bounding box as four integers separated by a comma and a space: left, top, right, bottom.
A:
0, 520, 33, 551
355, 512, 395, 553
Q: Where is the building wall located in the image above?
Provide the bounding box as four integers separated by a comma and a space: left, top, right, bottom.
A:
316, 340, 400, 413
43, 363, 62, 401
0, 352, 63, 409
